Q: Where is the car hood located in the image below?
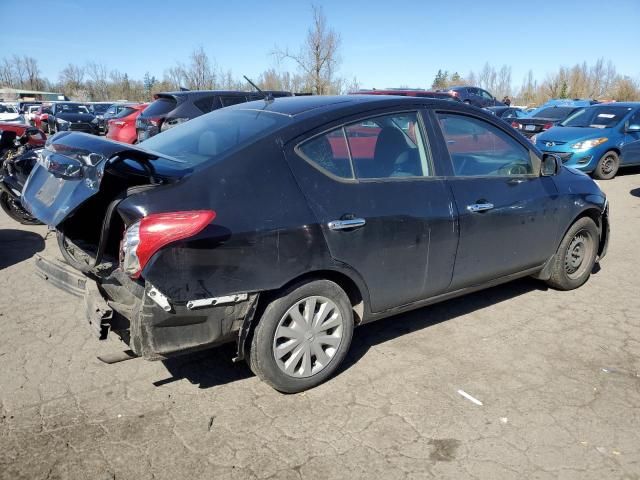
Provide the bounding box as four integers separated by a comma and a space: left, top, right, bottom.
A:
57, 113, 95, 122
538, 126, 611, 143
0, 112, 22, 120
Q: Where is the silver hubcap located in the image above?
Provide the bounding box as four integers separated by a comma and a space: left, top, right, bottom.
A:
602, 156, 615, 174
564, 230, 593, 279
273, 296, 344, 378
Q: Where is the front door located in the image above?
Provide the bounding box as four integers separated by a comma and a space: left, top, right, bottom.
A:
621, 110, 640, 165
432, 110, 560, 290
285, 110, 458, 313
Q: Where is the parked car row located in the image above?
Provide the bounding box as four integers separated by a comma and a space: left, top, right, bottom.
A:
21, 95, 611, 393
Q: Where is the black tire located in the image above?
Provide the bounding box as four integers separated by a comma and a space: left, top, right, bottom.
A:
546, 217, 599, 291
0, 191, 43, 225
593, 151, 619, 180
248, 279, 354, 393
56, 231, 93, 272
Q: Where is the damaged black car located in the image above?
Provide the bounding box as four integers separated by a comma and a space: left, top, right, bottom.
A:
22, 96, 609, 393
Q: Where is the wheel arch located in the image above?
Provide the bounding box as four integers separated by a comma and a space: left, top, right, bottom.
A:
235, 268, 368, 363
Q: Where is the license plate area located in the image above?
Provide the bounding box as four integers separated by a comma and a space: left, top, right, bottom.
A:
525, 124, 536, 131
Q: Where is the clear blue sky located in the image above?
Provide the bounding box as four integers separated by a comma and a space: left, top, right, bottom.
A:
1, 0, 638, 89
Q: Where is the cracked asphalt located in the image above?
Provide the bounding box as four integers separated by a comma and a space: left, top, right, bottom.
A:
1, 171, 640, 480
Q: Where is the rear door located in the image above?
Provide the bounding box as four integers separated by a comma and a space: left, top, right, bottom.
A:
429, 109, 560, 289
285, 109, 458, 313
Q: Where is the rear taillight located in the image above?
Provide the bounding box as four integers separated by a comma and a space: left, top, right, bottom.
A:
113, 121, 126, 127
448, 90, 459, 97
543, 122, 553, 130
511, 121, 520, 129
120, 210, 216, 279
160, 117, 189, 132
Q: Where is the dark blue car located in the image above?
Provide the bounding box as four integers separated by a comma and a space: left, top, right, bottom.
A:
22, 96, 609, 392
535, 102, 640, 179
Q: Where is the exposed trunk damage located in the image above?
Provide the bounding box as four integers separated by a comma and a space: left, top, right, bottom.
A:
23, 132, 255, 360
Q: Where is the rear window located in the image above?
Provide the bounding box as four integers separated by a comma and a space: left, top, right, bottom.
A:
140, 108, 291, 167
142, 97, 177, 117
114, 107, 137, 118
534, 107, 576, 120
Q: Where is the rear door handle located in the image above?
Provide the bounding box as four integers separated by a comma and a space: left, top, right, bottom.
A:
328, 218, 366, 230
466, 203, 494, 213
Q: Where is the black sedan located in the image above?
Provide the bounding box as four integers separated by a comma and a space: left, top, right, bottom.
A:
484, 106, 526, 122
22, 96, 609, 392
512, 105, 583, 138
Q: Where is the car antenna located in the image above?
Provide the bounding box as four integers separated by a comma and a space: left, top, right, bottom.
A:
243, 75, 273, 103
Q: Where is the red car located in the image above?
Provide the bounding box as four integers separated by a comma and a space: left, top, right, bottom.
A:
106, 103, 148, 144
0, 122, 46, 148
33, 105, 52, 132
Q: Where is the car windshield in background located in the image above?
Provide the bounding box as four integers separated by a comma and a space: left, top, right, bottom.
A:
58, 103, 90, 114
0, 105, 17, 113
534, 107, 577, 120
561, 106, 631, 128
140, 108, 291, 167
114, 107, 137, 118
91, 104, 111, 114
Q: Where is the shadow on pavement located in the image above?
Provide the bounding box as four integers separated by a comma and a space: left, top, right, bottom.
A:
619, 165, 640, 177
341, 277, 546, 372
0, 229, 45, 270
631, 187, 640, 198
158, 343, 253, 389
158, 277, 546, 390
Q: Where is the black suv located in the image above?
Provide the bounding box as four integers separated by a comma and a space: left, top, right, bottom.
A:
47, 102, 99, 135
445, 86, 504, 107
135, 90, 292, 142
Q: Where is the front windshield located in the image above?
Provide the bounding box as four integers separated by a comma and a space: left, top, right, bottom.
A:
91, 104, 111, 114
140, 108, 291, 167
561, 106, 631, 128
533, 107, 577, 120
0, 105, 17, 114
57, 103, 90, 114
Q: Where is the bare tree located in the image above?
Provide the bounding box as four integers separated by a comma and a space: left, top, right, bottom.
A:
273, 5, 341, 94
59, 63, 85, 91
86, 62, 109, 100
183, 47, 216, 90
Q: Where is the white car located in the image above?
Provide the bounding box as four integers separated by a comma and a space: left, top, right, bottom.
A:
0, 103, 25, 124
25, 105, 40, 125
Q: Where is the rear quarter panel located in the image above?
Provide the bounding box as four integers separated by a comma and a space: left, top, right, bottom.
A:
120, 136, 343, 303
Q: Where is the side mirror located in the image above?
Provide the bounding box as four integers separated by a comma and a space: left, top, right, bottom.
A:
541, 154, 561, 176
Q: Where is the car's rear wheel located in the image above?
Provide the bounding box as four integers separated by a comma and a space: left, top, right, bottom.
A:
248, 279, 354, 393
593, 151, 619, 180
546, 217, 599, 290
0, 192, 43, 225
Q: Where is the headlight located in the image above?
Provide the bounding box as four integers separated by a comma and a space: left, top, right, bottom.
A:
57, 118, 69, 124
91, 118, 99, 124
571, 137, 608, 151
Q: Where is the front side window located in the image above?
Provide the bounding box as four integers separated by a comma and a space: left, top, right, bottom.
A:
437, 112, 534, 177
297, 112, 431, 180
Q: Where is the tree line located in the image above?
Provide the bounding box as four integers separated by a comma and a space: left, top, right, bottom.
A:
1, 4, 638, 105
431, 59, 640, 104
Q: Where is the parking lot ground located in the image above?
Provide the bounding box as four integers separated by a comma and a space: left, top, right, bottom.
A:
1, 171, 640, 480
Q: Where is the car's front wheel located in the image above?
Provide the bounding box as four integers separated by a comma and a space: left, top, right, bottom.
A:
593, 151, 619, 180
546, 217, 599, 290
249, 279, 354, 393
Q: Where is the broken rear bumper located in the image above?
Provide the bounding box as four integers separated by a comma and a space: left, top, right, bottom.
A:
34, 254, 258, 360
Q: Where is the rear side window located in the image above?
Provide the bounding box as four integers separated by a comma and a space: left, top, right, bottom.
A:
297, 112, 431, 180
219, 96, 248, 107
194, 96, 219, 113
437, 112, 533, 177
143, 97, 177, 116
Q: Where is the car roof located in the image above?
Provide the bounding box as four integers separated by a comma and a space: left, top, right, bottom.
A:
592, 102, 640, 108
233, 94, 462, 118
157, 90, 291, 98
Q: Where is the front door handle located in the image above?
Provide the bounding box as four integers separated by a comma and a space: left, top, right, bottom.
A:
328, 218, 366, 230
467, 203, 494, 213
